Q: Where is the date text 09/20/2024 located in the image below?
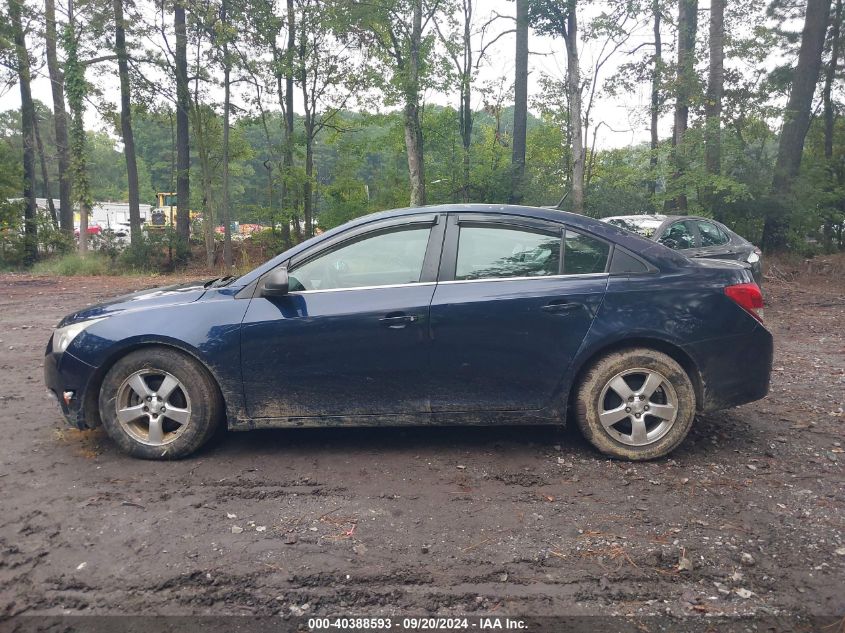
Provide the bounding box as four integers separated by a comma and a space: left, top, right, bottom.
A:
307, 617, 527, 630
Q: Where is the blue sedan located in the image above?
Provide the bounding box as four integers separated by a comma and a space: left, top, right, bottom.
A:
44, 205, 773, 460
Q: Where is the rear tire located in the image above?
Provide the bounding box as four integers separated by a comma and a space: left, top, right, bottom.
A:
99, 347, 222, 460
574, 348, 695, 461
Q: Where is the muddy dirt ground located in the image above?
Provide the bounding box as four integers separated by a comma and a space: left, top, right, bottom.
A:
0, 269, 842, 623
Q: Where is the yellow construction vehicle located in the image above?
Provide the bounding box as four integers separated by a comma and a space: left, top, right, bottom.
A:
146, 193, 202, 231
145, 192, 177, 230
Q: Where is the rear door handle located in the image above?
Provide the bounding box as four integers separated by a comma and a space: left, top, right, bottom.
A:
379, 313, 419, 328
541, 301, 580, 315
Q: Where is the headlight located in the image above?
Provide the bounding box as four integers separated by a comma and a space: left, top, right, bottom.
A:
53, 318, 106, 353
747, 250, 761, 264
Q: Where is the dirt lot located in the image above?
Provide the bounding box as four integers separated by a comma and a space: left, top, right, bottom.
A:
0, 267, 843, 624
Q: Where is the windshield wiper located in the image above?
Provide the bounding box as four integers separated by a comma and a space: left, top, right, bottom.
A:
209, 275, 236, 288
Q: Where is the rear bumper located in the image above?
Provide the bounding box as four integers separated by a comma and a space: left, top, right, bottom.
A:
44, 341, 99, 429
684, 324, 773, 412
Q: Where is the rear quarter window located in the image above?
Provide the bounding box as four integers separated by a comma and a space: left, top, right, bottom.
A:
609, 248, 649, 274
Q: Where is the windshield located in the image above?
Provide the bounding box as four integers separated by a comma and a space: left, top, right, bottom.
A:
605, 217, 663, 239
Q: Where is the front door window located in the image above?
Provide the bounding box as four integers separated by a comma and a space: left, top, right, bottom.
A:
289, 227, 431, 291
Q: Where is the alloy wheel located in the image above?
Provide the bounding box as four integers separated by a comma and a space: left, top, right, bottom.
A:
597, 368, 679, 447
115, 369, 192, 446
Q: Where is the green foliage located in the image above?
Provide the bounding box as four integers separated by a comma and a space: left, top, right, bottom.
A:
249, 228, 289, 256
0, 200, 26, 266
62, 14, 93, 216
1, 0, 843, 269
32, 252, 112, 276
118, 228, 189, 272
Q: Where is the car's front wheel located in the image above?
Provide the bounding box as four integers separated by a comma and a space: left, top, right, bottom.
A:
99, 347, 222, 459
574, 347, 696, 460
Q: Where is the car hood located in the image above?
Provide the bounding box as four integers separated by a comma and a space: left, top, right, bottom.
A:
58, 280, 211, 326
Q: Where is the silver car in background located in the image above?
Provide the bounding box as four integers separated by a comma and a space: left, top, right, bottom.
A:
601, 214, 762, 284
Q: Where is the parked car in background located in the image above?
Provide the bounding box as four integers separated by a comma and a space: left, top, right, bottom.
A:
601, 215, 762, 284
44, 205, 772, 462
74, 220, 102, 238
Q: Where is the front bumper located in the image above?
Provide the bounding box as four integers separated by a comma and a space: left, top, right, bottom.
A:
44, 338, 99, 429
684, 324, 774, 412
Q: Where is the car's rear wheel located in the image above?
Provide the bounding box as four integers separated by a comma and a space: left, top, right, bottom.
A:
574, 348, 696, 460
99, 347, 222, 459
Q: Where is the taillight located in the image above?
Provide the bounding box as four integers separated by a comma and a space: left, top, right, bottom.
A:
725, 282, 764, 322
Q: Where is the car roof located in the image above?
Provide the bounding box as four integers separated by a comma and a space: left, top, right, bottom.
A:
235, 204, 691, 288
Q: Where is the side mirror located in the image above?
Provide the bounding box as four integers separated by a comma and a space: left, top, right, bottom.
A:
260, 267, 289, 297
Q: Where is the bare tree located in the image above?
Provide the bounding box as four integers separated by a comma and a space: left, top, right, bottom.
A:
529, 0, 585, 213
296, 0, 356, 237
434, 0, 512, 202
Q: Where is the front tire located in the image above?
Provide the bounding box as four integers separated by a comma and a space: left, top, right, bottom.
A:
99, 347, 222, 460
574, 347, 696, 460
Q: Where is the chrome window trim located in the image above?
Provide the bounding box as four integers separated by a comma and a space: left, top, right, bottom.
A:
438, 272, 609, 285
285, 272, 609, 295
289, 281, 437, 295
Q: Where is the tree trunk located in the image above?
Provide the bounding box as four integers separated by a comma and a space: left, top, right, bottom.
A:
303, 127, 314, 237
192, 107, 217, 269
113, 0, 141, 245
404, 101, 426, 206
764, 0, 832, 250
669, 0, 698, 211
9, 0, 38, 263
44, 0, 72, 235
510, 0, 528, 204
648, 0, 662, 199
174, 2, 191, 244
823, 0, 842, 160
63, 0, 91, 255
281, 0, 295, 243
221, 1, 233, 268
404, 0, 426, 207
459, 0, 474, 202
33, 114, 59, 228
564, 7, 584, 214
298, 11, 315, 239
705, 0, 725, 219
822, 0, 842, 250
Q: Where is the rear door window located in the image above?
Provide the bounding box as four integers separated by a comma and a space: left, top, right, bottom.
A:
455, 225, 561, 280
658, 221, 697, 250
563, 230, 610, 274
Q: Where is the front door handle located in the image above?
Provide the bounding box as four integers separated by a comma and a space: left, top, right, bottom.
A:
541, 301, 580, 315
379, 313, 419, 328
